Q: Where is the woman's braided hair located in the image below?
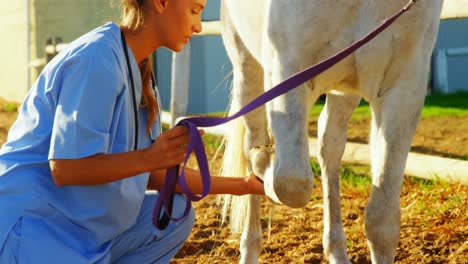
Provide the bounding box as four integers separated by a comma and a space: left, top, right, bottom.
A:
121, 0, 158, 133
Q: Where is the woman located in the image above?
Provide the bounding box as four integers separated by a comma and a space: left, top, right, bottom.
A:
0, 0, 264, 263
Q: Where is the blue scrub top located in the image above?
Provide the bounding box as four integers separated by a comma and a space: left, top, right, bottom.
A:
0, 22, 162, 260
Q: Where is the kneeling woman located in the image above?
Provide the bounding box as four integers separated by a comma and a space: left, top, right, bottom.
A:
0, 0, 264, 263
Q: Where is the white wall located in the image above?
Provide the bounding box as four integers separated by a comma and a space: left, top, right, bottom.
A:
0, 0, 120, 103
441, 0, 468, 19
29, 0, 121, 85
0, 1, 28, 102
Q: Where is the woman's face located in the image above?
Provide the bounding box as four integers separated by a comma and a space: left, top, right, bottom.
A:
160, 0, 206, 51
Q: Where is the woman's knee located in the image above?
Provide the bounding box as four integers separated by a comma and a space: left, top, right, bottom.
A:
173, 195, 195, 240
184, 205, 195, 236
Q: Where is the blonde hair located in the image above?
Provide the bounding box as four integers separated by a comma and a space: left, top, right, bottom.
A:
121, 0, 158, 133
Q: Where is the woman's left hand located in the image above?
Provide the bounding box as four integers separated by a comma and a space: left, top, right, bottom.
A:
244, 172, 265, 195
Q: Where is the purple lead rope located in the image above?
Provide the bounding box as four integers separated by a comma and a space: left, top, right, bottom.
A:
152, 0, 417, 230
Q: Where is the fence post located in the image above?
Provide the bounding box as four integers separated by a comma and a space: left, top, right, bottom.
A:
45, 37, 63, 63
170, 44, 191, 126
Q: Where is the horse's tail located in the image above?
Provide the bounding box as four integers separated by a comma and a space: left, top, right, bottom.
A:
219, 101, 249, 233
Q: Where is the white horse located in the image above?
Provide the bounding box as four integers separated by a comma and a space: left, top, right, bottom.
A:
219, 0, 443, 263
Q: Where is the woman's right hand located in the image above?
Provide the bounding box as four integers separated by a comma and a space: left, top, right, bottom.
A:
145, 126, 190, 170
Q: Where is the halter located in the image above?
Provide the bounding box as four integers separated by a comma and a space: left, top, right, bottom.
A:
152, 0, 418, 230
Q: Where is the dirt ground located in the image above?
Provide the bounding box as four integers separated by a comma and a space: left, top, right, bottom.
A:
0, 102, 466, 264
172, 115, 467, 264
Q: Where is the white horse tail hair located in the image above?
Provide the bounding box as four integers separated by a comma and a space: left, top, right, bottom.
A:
218, 101, 249, 234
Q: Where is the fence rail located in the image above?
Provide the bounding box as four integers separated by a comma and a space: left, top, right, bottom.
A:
162, 111, 468, 185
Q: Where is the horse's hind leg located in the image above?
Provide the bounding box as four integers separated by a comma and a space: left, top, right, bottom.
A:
366, 78, 426, 263
221, 3, 268, 264
317, 93, 361, 264
221, 5, 269, 162
363, 5, 441, 262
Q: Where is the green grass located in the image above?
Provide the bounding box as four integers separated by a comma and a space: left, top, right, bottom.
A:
3, 103, 17, 112
421, 92, 468, 117
0, 100, 19, 112
309, 159, 371, 190
340, 165, 372, 189
311, 159, 374, 193
404, 175, 464, 217
309, 159, 322, 175
309, 92, 468, 119
202, 133, 224, 150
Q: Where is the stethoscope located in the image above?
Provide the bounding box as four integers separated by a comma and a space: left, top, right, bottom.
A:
121, 30, 173, 229
120, 29, 161, 151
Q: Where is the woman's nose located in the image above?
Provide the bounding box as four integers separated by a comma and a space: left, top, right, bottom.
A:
193, 23, 202, 34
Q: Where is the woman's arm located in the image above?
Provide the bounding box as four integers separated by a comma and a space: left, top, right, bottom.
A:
50, 126, 190, 186
148, 168, 265, 196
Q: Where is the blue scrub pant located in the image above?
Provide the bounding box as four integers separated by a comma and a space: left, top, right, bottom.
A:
0, 192, 195, 264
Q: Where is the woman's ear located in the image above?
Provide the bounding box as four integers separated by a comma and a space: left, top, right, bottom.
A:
153, 0, 168, 13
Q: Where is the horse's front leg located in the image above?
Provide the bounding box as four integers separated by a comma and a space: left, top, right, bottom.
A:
317, 93, 361, 264
263, 54, 317, 208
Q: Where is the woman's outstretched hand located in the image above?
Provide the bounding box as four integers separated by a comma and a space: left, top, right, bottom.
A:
244, 172, 265, 195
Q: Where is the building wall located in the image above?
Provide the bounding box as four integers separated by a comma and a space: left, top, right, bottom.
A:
155, 0, 231, 114
433, 18, 468, 93
0, 0, 120, 103
30, 0, 121, 80
441, 0, 468, 19
2, 1, 466, 106
0, 1, 28, 102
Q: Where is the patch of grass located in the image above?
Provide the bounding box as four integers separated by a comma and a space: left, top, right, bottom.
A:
3, 103, 18, 112
402, 175, 466, 219
407, 176, 437, 189
309, 159, 322, 175
340, 165, 372, 191
423, 92, 468, 109
309, 159, 371, 192
0, 97, 19, 112
202, 133, 224, 150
